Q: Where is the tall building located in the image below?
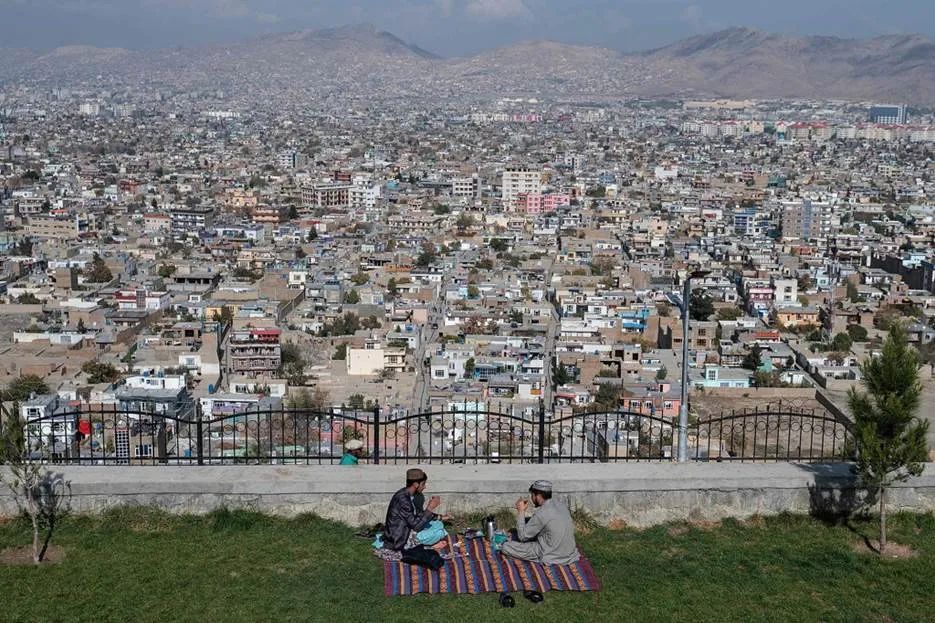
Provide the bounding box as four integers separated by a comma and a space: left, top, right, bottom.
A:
228, 328, 282, 378
501, 166, 542, 210
170, 205, 215, 235
277, 150, 306, 170
869, 104, 907, 125
781, 198, 836, 242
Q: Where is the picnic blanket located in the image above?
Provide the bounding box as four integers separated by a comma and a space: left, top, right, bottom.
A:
383, 536, 601, 596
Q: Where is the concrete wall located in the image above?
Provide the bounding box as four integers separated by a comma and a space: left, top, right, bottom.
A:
3, 463, 933, 528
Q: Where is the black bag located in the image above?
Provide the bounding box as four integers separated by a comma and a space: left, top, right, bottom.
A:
401, 545, 445, 570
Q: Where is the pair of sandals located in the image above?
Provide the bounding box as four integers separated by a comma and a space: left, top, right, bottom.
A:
499, 591, 543, 607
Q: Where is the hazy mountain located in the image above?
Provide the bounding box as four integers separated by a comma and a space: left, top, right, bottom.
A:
1, 24, 933, 103
639, 27, 935, 102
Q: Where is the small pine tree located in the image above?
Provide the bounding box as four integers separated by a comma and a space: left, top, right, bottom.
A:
848, 324, 929, 556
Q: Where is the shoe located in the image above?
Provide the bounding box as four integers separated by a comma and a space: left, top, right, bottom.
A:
499, 593, 515, 608
523, 590, 544, 603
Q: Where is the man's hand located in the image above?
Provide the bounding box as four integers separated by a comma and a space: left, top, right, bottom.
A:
515, 498, 528, 514
439, 513, 453, 522
427, 495, 441, 511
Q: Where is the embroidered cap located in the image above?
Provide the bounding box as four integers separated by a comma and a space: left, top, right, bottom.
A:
529, 480, 553, 493
345, 439, 364, 451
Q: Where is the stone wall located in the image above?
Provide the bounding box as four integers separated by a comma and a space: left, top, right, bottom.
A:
2, 463, 933, 528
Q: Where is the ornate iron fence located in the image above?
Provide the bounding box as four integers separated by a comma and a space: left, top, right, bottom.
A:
0, 399, 854, 466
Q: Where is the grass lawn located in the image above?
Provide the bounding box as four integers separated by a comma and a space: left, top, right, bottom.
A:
0, 508, 933, 623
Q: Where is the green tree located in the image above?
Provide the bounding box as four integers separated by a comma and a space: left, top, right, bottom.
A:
716, 306, 742, 321
212, 306, 233, 328
846, 325, 869, 342
386, 278, 398, 298
157, 264, 177, 278
489, 238, 508, 253
594, 382, 620, 409
689, 291, 714, 321
81, 361, 121, 384
463, 357, 475, 378
2, 375, 49, 401
416, 245, 436, 267
16, 293, 41, 305
831, 332, 853, 353
332, 344, 348, 360
552, 364, 571, 387
84, 254, 113, 283
347, 394, 365, 410
344, 290, 360, 304
742, 344, 763, 371
655, 366, 668, 381
456, 213, 474, 233
846, 281, 860, 303
350, 272, 370, 286
848, 324, 929, 556
467, 285, 480, 299
279, 342, 307, 386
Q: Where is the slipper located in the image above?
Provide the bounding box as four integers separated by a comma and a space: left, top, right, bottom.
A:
499, 592, 515, 608
523, 590, 544, 604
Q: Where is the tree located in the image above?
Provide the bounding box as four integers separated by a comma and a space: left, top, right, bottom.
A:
463, 357, 476, 378
307, 228, 318, 242
279, 342, 307, 386
84, 254, 112, 283
655, 366, 668, 381
81, 361, 121, 384
76, 318, 86, 334
2, 375, 49, 401
689, 291, 714, 321
831, 332, 853, 353
212, 306, 233, 328
157, 264, 177, 278
846, 281, 860, 303
0, 408, 71, 565
416, 246, 436, 267
508, 309, 523, 324
16, 293, 41, 305
847, 325, 869, 342
344, 290, 360, 304
350, 272, 370, 286
333, 344, 348, 360
848, 324, 929, 556
456, 213, 474, 233
594, 382, 620, 409
742, 345, 763, 371
467, 284, 480, 299
552, 364, 571, 387
386, 278, 398, 298
716, 306, 742, 321
347, 394, 366, 410
489, 238, 508, 253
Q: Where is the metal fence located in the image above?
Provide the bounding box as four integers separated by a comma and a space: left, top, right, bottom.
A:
0, 400, 854, 466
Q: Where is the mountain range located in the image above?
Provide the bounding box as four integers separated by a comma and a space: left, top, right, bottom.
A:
2, 24, 933, 104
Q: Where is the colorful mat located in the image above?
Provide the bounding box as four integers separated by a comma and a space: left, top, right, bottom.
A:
383, 536, 601, 596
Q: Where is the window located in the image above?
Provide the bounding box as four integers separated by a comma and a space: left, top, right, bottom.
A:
663, 401, 673, 410
135, 444, 153, 458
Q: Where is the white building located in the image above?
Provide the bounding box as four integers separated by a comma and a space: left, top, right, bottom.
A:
501, 166, 541, 210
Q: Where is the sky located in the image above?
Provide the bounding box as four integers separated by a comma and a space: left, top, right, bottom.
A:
2, 0, 934, 56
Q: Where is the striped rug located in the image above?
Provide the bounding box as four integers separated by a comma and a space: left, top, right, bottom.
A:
383, 536, 601, 596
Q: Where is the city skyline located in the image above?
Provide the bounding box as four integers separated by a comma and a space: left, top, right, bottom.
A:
2, 0, 935, 56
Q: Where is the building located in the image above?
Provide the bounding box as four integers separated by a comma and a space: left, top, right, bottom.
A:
501, 166, 542, 210
301, 183, 351, 209
23, 216, 80, 240
115, 289, 171, 311
869, 104, 907, 125
277, 150, 306, 170
251, 204, 290, 225
228, 327, 282, 378
170, 205, 215, 235
781, 198, 836, 241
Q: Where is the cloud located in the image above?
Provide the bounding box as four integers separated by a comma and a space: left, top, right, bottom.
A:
465, 0, 529, 20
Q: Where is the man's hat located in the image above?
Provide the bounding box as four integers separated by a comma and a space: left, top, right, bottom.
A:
346, 439, 364, 451
529, 480, 553, 493
406, 468, 427, 482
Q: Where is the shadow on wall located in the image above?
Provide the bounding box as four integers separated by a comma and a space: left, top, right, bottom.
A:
797, 462, 874, 526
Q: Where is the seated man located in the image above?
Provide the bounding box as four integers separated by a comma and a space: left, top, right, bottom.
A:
339, 439, 365, 465
384, 468, 449, 552
501, 480, 579, 565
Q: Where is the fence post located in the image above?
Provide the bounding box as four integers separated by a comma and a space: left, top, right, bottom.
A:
537, 400, 546, 464
196, 401, 204, 466
372, 403, 381, 465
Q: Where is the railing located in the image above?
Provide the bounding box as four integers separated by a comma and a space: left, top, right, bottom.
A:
0, 400, 854, 466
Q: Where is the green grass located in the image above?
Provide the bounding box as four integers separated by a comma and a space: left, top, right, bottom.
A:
1, 508, 933, 623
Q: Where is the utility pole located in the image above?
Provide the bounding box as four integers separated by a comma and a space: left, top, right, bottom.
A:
678, 269, 709, 462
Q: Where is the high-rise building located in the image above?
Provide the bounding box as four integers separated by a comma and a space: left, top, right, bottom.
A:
781, 198, 836, 241
501, 166, 541, 210
869, 104, 907, 125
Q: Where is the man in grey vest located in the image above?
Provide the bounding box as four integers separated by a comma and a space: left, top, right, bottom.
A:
501, 480, 580, 566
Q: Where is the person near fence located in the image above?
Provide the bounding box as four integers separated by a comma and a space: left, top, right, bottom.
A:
339, 439, 365, 465
501, 480, 580, 566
